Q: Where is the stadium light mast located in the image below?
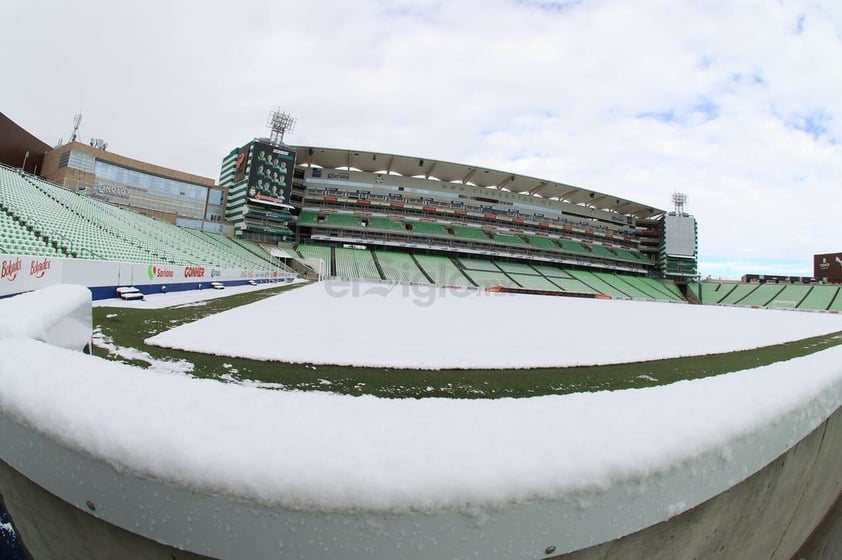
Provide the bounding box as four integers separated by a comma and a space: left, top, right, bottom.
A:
69, 113, 83, 143
266, 109, 296, 146
672, 192, 688, 216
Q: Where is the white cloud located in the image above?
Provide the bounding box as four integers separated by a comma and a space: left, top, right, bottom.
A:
1, 0, 840, 279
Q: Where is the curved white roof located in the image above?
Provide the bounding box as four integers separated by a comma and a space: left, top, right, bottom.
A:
292, 145, 665, 219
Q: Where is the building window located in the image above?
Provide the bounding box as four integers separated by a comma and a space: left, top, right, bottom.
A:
67, 151, 96, 173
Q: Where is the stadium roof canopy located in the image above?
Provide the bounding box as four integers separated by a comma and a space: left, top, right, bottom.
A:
292, 145, 665, 219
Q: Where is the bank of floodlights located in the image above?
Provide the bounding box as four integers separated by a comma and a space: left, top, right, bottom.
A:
672, 192, 688, 216
267, 109, 296, 146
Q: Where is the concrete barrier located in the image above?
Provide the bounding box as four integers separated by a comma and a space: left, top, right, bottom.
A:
0, 404, 839, 560
1, 285, 841, 559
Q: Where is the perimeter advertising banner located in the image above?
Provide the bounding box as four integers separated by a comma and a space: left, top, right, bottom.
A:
0, 255, 295, 298
0, 255, 62, 295
246, 141, 295, 208
814, 252, 842, 283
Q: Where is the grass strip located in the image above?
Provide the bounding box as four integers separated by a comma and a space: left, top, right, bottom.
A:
93, 288, 842, 399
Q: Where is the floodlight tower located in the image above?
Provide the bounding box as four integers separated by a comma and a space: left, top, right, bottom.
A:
69, 113, 83, 143
672, 192, 688, 216
266, 109, 296, 146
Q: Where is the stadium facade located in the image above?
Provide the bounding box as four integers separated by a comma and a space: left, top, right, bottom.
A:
40, 141, 227, 233
221, 141, 700, 286
219, 139, 297, 242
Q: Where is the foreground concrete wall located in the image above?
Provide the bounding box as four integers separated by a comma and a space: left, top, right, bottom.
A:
0, 405, 839, 559
0, 459, 212, 560
796, 493, 842, 559
554, 404, 842, 560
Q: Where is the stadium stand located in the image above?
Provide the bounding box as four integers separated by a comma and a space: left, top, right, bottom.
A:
0, 209, 62, 257
829, 290, 842, 312
492, 232, 527, 246
567, 269, 631, 298
320, 213, 361, 229
459, 258, 500, 272
297, 210, 319, 226
366, 217, 405, 233
798, 285, 840, 311
612, 247, 646, 263
413, 254, 474, 287
375, 250, 431, 284
592, 272, 652, 299
494, 261, 541, 275
612, 274, 683, 302
0, 166, 292, 277
530, 264, 572, 278
735, 284, 787, 307
334, 247, 382, 281
462, 269, 520, 288
296, 243, 332, 274
451, 225, 490, 242
717, 283, 761, 305
524, 235, 558, 251
696, 282, 734, 304
506, 273, 562, 291
765, 285, 812, 309
10, 160, 835, 313
547, 275, 599, 294
405, 220, 450, 238
557, 239, 592, 256
586, 243, 616, 260
642, 277, 684, 300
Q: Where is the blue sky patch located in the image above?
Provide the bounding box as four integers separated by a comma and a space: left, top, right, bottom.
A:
636, 110, 676, 123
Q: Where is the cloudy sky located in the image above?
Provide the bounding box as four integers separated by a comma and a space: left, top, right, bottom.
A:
2, 0, 840, 279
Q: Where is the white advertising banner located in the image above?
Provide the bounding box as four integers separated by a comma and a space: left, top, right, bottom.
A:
0, 255, 294, 299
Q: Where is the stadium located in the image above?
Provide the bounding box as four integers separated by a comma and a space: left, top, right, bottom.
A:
1, 110, 842, 559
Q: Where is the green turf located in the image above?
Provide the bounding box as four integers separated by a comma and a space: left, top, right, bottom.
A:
93, 287, 842, 399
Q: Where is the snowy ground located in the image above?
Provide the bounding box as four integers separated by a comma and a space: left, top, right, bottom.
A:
146, 280, 842, 369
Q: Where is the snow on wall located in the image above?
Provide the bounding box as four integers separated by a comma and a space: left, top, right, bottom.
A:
1, 336, 842, 513
0, 284, 91, 350
147, 280, 842, 369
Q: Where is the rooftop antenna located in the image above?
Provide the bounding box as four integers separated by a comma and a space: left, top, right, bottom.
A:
672, 192, 688, 216
266, 109, 296, 146
69, 113, 83, 143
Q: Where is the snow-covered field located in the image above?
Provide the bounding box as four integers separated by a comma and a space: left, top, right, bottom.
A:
146, 280, 842, 369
